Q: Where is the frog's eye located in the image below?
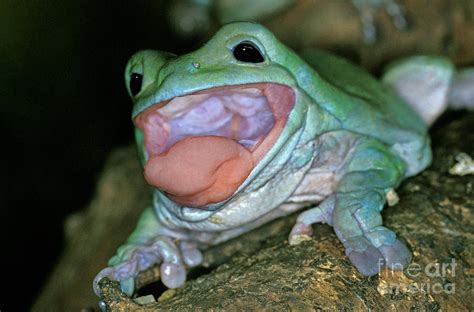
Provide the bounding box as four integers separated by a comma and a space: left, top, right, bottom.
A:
130, 73, 143, 96
233, 42, 264, 63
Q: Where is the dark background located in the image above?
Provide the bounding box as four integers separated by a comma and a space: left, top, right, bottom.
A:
1, 1, 200, 310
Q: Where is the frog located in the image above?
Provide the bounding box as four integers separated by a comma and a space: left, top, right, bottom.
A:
93, 22, 472, 298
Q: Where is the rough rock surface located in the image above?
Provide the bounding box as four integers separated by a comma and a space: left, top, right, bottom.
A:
34, 111, 473, 311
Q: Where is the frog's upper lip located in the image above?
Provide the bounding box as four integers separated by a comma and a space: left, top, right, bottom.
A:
134, 83, 295, 207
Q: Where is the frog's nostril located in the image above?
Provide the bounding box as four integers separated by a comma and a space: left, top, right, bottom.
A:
192, 61, 200, 69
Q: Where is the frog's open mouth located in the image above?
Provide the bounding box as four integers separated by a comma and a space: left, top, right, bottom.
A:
135, 83, 295, 207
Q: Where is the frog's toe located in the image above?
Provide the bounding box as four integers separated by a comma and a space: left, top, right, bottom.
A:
94, 272, 135, 297
180, 241, 203, 267
93, 265, 137, 296
379, 239, 412, 270
119, 277, 136, 296
288, 222, 314, 245
346, 244, 385, 276
93, 251, 145, 296
161, 262, 187, 288
93, 267, 116, 296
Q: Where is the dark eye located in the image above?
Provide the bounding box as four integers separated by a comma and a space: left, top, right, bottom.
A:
233, 42, 264, 63
130, 73, 143, 96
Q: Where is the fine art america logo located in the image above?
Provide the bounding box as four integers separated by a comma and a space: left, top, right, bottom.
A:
378, 258, 457, 295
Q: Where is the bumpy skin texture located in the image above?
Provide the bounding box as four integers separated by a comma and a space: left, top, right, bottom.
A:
93, 22, 436, 297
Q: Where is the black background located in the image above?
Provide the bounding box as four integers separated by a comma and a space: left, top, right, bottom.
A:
1, 1, 200, 310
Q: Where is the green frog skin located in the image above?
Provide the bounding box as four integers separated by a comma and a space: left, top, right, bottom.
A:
93, 22, 471, 297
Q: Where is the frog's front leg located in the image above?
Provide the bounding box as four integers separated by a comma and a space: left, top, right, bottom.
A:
291, 137, 411, 276
93, 207, 202, 296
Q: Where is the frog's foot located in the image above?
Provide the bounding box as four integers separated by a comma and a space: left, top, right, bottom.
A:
93, 237, 202, 297
332, 187, 412, 276
288, 196, 335, 245
343, 229, 412, 276
353, 0, 408, 44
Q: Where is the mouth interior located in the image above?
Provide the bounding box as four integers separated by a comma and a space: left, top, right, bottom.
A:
135, 83, 294, 207
141, 87, 275, 156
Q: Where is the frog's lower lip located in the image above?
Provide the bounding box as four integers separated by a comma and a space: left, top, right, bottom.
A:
134, 83, 295, 207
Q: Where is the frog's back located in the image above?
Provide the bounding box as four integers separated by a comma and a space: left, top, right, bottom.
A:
298, 49, 431, 177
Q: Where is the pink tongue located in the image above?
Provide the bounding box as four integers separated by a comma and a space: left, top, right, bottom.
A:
144, 136, 254, 207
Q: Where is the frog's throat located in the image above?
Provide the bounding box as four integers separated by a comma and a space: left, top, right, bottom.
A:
135, 83, 295, 207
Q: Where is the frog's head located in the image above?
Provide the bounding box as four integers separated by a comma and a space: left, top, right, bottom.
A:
126, 22, 309, 208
